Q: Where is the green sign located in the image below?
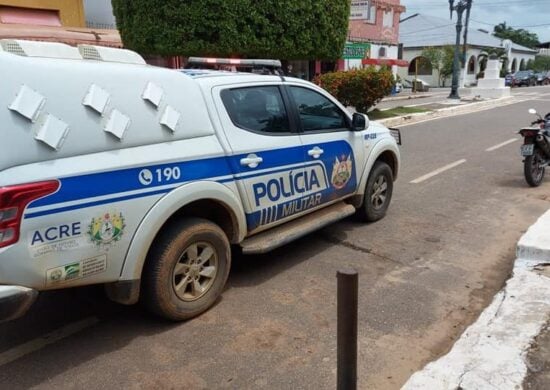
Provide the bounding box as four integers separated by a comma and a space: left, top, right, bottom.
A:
343, 43, 371, 59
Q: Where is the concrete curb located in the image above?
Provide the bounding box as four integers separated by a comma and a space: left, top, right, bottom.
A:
378, 96, 519, 128
401, 210, 550, 390
381, 93, 435, 102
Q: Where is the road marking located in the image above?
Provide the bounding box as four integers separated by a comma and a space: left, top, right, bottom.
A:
0, 317, 99, 367
410, 159, 467, 184
486, 138, 519, 152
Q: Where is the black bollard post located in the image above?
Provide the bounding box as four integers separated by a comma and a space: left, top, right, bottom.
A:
337, 268, 358, 390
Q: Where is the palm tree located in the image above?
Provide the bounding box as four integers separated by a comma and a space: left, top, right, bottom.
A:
477, 48, 508, 78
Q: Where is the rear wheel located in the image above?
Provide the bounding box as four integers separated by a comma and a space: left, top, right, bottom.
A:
141, 218, 230, 321
524, 148, 546, 187
357, 161, 394, 222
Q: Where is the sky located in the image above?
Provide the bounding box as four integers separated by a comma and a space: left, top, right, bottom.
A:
401, 0, 550, 43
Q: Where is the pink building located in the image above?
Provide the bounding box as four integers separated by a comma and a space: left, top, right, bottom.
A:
343, 0, 408, 74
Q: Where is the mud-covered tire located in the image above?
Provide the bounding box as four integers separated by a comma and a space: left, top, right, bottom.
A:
141, 218, 230, 321
356, 161, 394, 222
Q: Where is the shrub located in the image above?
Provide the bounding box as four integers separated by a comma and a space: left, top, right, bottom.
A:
315, 67, 394, 113
112, 0, 350, 59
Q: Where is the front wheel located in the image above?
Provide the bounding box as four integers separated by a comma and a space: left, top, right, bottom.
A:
524, 148, 546, 187
356, 161, 394, 222
141, 218, 231, 321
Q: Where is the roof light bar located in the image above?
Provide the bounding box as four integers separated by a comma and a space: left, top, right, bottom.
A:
187, 57, 282, 67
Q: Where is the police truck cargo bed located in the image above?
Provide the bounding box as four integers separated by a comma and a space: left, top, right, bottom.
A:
0, 40, 400, 322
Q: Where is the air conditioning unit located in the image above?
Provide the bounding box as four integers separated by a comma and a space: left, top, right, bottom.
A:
78, 45, 146, 65
0, 39, 82, 60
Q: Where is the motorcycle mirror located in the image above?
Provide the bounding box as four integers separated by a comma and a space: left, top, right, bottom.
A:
529, 108, 537, 115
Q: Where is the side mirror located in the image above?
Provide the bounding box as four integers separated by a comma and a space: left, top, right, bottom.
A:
352, 113, 369, 131
529, 108, 543, 120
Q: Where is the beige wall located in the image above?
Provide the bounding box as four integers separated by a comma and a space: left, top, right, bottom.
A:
0, 0, 85, 27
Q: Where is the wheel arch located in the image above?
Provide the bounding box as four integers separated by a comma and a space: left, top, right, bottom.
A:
352, 141, 400, 208
119, 181, 246, 282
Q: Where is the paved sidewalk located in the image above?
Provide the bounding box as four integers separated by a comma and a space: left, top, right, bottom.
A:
377, 95, 522, 128
382, 87, 451, 101
524, 310, 550, 389
402, 210, 550, 390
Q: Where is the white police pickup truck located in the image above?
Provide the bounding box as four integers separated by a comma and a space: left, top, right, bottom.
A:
0, 40, 400, 321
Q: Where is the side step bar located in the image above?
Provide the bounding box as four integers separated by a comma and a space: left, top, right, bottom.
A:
240, 202, 356, 255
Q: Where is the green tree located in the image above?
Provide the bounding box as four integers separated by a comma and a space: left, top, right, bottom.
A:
494, 22, 540, 49
477, 48, 508, 77
421, 46, 454, 87
112, 0, 350, 59
529, 56, 550, 72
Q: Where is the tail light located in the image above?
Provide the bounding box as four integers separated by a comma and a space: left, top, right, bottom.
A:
0, 181, 59, 248
521, 130, 539, 138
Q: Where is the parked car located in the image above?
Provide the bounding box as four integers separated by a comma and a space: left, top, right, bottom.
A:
536, 72, 547, 85
505, 73, 514, 87
511, 70, 537, 87
543, 71, 550, 86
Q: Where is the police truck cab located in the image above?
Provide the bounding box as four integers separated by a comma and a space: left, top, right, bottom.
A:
0, 40, 401, 321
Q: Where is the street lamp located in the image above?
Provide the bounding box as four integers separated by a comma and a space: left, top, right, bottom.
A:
448, 0, 473, 99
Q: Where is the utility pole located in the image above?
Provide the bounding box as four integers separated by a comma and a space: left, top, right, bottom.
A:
448, 0, 472, 99
462, 0, 473, 67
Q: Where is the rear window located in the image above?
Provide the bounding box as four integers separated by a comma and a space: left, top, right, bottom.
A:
220, 86, 291, 134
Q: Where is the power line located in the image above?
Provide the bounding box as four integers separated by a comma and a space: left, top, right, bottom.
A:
400, 23, 455, 36
405, 0, 549, 7
471, 20, 550, 28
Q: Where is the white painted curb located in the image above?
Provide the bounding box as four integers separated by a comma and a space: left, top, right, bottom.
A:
402, 209, 550, 390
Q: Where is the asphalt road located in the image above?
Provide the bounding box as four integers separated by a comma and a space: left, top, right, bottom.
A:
1, 87, 550, 389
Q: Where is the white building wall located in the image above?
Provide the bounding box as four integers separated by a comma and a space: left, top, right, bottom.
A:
399, 47, 535, 88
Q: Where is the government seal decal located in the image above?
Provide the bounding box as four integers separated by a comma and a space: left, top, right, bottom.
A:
331, 155, 353, 189
88, 212, 125, 246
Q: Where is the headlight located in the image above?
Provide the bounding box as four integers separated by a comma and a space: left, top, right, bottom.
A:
389, 128, 401, 145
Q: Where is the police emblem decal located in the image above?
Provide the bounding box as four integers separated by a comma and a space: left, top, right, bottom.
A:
331, 154, 353, 189
87, 212, 126, 246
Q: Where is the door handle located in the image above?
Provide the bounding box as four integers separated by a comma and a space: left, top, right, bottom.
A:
240, 154, 263, 168
308, 147, 324, 159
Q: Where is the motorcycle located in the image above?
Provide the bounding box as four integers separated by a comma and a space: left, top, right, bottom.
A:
519, 109, 550, 187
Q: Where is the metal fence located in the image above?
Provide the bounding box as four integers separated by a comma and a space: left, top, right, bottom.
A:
86, 22, 117, 30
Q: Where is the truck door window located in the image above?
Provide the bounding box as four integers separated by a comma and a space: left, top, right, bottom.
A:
221, 86, 291, 134
289, 86, 348, 132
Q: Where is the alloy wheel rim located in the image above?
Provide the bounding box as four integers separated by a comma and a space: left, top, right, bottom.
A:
172, 242, 218, 302
371, 175, 388, 210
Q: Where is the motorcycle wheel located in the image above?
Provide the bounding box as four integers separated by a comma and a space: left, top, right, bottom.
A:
524, 148, 546, 187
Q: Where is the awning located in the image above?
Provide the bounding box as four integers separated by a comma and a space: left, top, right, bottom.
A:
0, 24, 122, 48
362, 58, 409, 67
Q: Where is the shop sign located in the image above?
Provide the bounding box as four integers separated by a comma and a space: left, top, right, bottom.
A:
343, 43, 371, 60
350, 1, 370, 20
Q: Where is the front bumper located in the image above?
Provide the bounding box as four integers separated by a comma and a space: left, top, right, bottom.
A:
0, 285, 38, 322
